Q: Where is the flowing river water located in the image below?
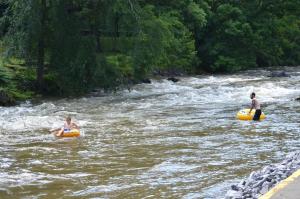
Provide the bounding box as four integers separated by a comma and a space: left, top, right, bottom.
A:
1, 67, 300, 199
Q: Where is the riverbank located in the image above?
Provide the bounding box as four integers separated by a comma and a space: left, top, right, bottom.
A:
0, 57, 192, 106
1, 62, 299, 107
261, 168, 300, 199
225, 151, 300, 199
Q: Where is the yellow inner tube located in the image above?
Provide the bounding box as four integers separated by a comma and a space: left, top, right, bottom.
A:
59, 129, 80, 137
237, 109, 266, 121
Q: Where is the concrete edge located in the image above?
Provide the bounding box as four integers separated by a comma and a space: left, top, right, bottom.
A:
259, 168, 300, 199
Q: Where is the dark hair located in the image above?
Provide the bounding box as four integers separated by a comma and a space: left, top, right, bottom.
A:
251, 92, 256, 97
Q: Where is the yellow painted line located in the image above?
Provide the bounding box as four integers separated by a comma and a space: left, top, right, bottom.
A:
259, 169, 300, 199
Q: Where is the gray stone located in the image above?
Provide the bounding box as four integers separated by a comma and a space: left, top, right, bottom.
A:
167, 77, 180, 83
253, 178, 267, 188
252, 187, 260, 194
269, 71, 290, 77
231, 185, 240, 191
249, 171, 259, 181
225, 190, 242, 199
225, 151, 300, 199
238, 180, 246, 187
260, 182, 271, 195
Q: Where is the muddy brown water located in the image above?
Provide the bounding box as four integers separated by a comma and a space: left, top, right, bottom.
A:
1, 67, 300, 198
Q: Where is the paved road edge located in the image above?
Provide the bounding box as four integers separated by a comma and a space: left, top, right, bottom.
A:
259, 168, 300, 199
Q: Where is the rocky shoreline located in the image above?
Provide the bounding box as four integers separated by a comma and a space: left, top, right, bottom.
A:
225, 152, 300, 199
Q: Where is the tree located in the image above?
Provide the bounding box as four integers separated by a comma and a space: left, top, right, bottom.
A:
198, 3, 256, 72
3, 0, 49, 91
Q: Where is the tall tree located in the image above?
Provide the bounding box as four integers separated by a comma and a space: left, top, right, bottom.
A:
3, 0, 50, 91
36, 0, 47, 91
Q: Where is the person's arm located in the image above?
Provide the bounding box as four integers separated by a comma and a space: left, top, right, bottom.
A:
50, 122, 66, 132
72, 122, 79, 129
249, 99, 255, 114
49, 127, 62, 133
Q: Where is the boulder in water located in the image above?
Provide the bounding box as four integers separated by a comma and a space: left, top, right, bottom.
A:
141, 78, 151, 84
268, 71, 290, 77
167, 77, 180, 83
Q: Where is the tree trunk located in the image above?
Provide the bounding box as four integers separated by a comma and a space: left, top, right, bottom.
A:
96, 31, 101, 52
36, 0, 46, 92
113, 13, 120, 52
92, 2, 101, 53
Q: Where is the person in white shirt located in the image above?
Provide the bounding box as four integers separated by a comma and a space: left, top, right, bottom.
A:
249, 92, 261, 121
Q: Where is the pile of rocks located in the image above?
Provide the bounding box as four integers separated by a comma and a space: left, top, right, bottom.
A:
225, 152, 300, 199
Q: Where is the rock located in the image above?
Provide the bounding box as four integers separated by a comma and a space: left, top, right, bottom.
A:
268, 71, 290, 77
141, 78, 151, 84
249, 171, 259, 181
225, 190, 243, 199
253, 178, 267, 188
0, 90, 16, 106
225, 151, 300, 199
231, 185, 240, 191
167, 77, 180, 83
266, 177, 272, 182
153, 69, 184, 77
238, 180, 246, 187
260, 182, 271, 195
252, 187, 260, 194
243, 193, 252, 198
277, 165, 287, 171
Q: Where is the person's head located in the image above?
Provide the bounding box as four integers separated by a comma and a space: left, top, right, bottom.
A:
250, 92, 256, 99
66, 116, 71, 123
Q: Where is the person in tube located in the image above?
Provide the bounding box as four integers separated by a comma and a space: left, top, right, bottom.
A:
249, 92, 261, 121
50, 116, 79, 136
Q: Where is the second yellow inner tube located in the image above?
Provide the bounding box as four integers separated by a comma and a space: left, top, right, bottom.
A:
237, 109, 266, 121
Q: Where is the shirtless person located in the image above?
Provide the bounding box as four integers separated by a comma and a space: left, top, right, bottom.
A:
50, 116, 79, 136
249, 92, 261, 121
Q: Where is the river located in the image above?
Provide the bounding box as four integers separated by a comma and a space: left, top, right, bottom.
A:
1, 67, 300, 198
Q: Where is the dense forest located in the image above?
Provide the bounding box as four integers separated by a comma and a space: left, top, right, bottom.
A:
0, 0, 299, 104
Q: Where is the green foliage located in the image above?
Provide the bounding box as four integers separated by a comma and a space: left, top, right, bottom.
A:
160, 11, 197, 73
0, 55, 34, 101
0, 0, 299, 101
132, 5, 172, 78
132, 5, 198, 77
0, 60, 11, 85
96, 54, 134, 89
198, 3, 257, 72
238, 0, 300, 67
186, 1, 207, 29
106, 54, 134, 77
